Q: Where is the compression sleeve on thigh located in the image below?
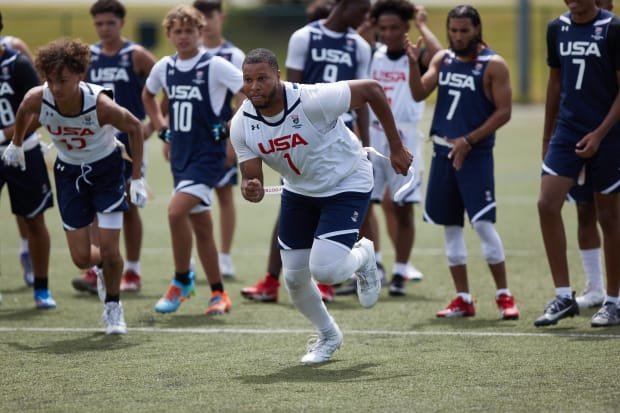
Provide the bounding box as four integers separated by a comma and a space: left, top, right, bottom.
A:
97, 211, 123, 230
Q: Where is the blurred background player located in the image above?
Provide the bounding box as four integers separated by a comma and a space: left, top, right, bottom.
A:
241, 0, 371, 304
142, 5, 243, 316
0, 11, 37, 288
193, 0, 245, 279
71, 0, 156, 295
408, 5, 519, 319
366, 0, 441, 297
0, 13, 55, 309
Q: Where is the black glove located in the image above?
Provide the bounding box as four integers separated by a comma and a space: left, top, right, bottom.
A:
157, 127, 171, 143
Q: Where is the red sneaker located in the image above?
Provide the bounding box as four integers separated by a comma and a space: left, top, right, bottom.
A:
241, 274, 280, 302
120, 270, 142, 292
496, 293, 519, 320
317, 283, 335, 303
436, 296, 476, 317
71, 267, 98, 294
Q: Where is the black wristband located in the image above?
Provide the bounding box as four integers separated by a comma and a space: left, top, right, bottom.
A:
157, 127, 170, 143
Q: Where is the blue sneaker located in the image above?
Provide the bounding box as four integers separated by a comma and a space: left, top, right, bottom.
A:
34, 289, 57, 309
154, 273, 195, 313
20, 251, 34, 287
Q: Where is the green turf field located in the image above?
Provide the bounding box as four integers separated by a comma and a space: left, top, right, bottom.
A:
1, 105, 619, 412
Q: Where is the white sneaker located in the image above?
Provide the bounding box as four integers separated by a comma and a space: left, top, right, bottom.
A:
576, 287, 605, 309
301, 324, 343, 364
404, 263, 424, 281
354, 237, 380, 308
101, 301, 127, 335
95, 266, 106, 303
218, 253, 235, 279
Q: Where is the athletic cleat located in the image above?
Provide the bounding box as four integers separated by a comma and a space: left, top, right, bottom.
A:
241, 274, 280, 302
576, 286, 605, 309
496, 293, 519, 320
154, 273, 196, 313
436, 296, 476, 318
34, 289, 57, 309
205, 291, 232, 316
377, 262, 387, 287
71, 266, 99, 294
591, 302, 620, 327
388, 274, 406, 296
120, 270, 142, 293
405, 263, 424, 281
534, 292, 579, 327
354, 237, 381, 308
101, 301, 127, 335
317, 283, 335, 303
301, 323, 343, 364
20, 251, 34, 287
218, 254, 236, 279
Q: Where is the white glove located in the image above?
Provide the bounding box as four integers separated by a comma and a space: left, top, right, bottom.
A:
129, 178, 147, 208
2, 142, 26, 171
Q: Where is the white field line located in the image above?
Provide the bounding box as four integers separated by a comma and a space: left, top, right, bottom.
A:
0, 326, 619, 339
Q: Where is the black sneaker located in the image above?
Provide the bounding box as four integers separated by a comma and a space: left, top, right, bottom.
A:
388, 274, 406, 296
534, 292, 579, 327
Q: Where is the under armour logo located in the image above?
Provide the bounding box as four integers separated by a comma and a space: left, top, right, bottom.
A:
561, 26, 569, 32
251, 124, 260, 130
56, 164, 64, 172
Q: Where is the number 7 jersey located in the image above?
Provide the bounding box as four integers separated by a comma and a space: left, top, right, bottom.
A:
547, 9, 620, 139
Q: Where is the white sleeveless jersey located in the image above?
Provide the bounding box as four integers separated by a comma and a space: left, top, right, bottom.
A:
231, 81, 372, 197
40, 82, 117, 165
369, 45, 424, 124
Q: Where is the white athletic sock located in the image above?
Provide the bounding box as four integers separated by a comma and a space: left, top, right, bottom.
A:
457, 292, 472, 303
555, 287, 572, 298
495, 288, 511, 298
393, 262, 407, 276
579, 248, 603, 291
604, 295, 619, 305
375, 251, 382, 264
20, 238, 29, 253
286, 275, 334, 333
125, 261, 141, 275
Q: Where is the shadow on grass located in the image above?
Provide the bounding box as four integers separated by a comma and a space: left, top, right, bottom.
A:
5, 333, 143, 354
236, 362, 382, 384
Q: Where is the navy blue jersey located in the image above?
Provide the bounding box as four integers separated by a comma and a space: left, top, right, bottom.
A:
303, 21, 359, 83
0, 48, 40, 133
430, 48, 497, 155
165, 52, 226, 176
547, 10, 620, 139
87, 41, 146, 121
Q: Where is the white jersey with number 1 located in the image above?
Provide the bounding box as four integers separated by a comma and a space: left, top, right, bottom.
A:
230, 81, 372, 197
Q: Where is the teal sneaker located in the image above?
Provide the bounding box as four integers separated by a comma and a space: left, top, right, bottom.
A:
154, 272, 195, 313
34, 289, 57, 309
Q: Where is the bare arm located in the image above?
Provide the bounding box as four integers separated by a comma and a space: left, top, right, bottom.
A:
9, 86, 43, 146
348, 79, 412, 175
97, 93, 144, 180
239, 158, 265, 203
413, 6, 442, 69
141, 87, 167, 132
447, 56, 512, 170
405, 34, 442, 101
